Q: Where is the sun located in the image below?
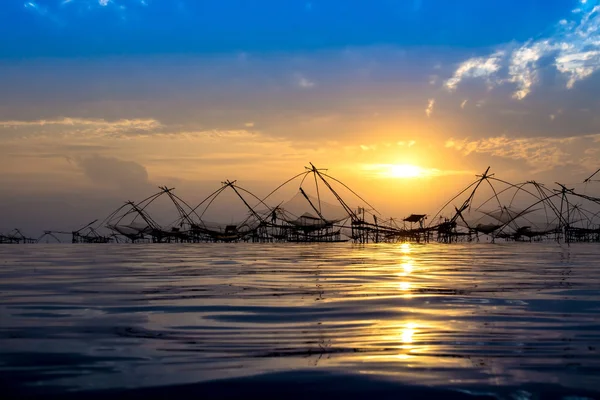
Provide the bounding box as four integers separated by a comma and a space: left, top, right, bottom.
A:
362, 163, 433, 179
389, 164, 424, 178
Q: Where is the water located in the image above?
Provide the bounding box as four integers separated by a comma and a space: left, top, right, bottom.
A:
1, 243, 600, 398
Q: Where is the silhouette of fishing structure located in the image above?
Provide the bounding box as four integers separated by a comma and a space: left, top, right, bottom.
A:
36, 219, 114, 243
99, 164, 384, 243
427, 167, 600, 243
0, 229, 36, 244
5, 164, 600, 244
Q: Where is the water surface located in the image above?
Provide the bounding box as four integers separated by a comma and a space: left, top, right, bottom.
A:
1, 243, 599, 398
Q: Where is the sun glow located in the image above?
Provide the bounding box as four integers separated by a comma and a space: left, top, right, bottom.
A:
362, 163, 442, 180
389, 164, 424, 178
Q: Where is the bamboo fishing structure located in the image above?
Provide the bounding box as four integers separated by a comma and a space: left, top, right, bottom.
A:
0, 229, 36, 244
4, 163, 600, 245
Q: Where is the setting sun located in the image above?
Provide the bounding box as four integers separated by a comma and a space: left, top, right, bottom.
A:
363, 163, 434, 179
389, 164, 424, 178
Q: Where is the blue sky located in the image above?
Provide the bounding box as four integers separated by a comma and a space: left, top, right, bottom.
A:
1, 0, 578, 57
1, 0, 600, 233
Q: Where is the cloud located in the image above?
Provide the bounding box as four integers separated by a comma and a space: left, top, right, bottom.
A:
445, 51, 505, 91
0, 117, 270, 148
425, 98, 435, 117
0, 117, 162, 139
24, 2, 48, 15
508, 40, 561, 99
26, 0, 150, 22
445, 133, 600, 173
556, 49, 600, 89
147, 154, 267, 167
181, 129, 258, 140
295, 74, 316, 88
445, 3, 600, 99
75, 155, 151, 190
460, 99, 468, 109
0, 117, 160, 129
24, 1, 64, 24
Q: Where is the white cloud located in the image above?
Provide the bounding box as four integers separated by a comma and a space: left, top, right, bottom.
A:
24, 2, 45, 14
460, 99, 468, 109
445, 4, 600, 99
27, 0, 150, 21
425, 98, 435, 117
509, 40, 561, 99
556, 50, 600, 88
445, 51, 505, 91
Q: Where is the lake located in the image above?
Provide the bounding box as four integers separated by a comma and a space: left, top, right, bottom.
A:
1, 243, 599, 399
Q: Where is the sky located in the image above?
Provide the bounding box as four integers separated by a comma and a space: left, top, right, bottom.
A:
1, 0, 600, 235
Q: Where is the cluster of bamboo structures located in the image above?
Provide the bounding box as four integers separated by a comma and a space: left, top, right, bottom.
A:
96, 164, 387, 244
36, 220, 114, 244
5, 164, 600, 245
426, 167, 600, 243
0, 229, 36, 244
23, 164, 407, 244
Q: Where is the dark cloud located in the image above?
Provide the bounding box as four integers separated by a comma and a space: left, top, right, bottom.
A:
75, 155, 151, 191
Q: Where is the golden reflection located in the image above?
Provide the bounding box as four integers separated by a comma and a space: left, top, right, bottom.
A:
400, 243, 411, 253
401, 260, 413, 275
396, 254, 414, 296
348, 319, 460, 369
332, 246, 464, 370
401, 322, 416, 347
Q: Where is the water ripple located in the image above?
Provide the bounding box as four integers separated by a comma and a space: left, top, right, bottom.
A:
1, 243, 599, 395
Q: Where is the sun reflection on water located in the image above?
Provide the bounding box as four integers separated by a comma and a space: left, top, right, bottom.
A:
400, 243, 411, 254
3, 243, 598, 392
402, 260, 413, 275
396, 254, 414, 297
401, 322, 416, 347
